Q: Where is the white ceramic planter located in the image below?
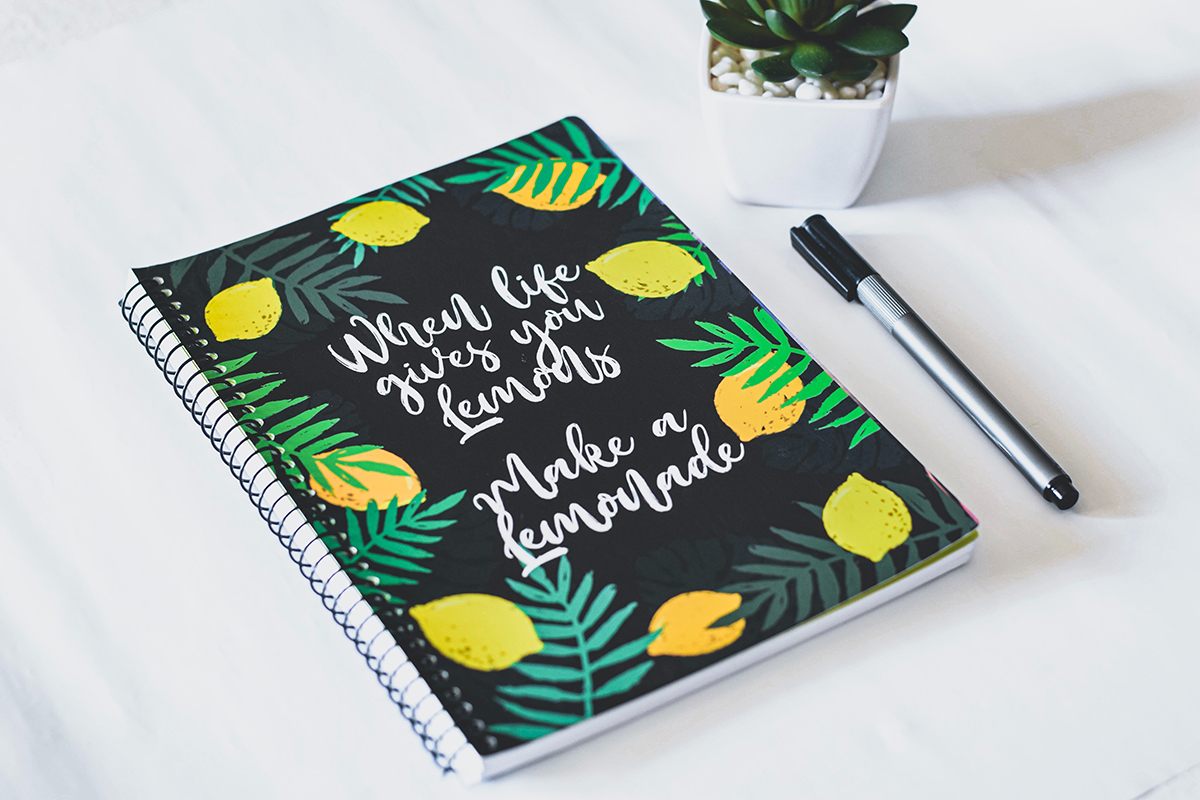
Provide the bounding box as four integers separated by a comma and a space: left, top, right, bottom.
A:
699, 32, 898, 208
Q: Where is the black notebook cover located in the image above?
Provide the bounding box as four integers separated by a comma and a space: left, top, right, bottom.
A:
125, 117, 977, 775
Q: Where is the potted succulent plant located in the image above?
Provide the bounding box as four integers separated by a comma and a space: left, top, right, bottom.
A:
698, 0, 916, 207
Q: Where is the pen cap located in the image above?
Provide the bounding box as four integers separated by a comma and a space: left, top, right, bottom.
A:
790, 215, 878, 301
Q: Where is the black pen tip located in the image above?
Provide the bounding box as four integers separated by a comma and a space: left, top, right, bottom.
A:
1044, 475, 1079, 510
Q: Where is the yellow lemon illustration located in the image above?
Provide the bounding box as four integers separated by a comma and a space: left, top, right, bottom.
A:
409, 594, 543, 671
584, 240, 703, 298
308, 447, 421, 511
491, 161, 606, 211
822, 472, 912, 562
204, 277, 283, 342
713, 354, 805, 442
330, 200, 429, 246
647, 590, 745, 657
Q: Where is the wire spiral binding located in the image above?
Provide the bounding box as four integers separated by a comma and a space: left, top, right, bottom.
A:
120, 279, 488, 780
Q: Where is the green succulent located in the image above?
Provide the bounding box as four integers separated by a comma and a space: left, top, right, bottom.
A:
702, 0, 916, 83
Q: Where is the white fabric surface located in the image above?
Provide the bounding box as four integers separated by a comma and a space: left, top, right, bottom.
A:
2, 1, 1199, 797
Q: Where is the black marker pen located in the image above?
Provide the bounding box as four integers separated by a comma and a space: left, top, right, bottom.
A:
791, 215, 1078, 510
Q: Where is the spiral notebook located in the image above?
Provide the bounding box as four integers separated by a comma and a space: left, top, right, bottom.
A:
119, 117, 978, 782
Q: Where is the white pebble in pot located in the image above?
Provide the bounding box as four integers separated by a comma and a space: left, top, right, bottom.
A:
737, 78, 762, 96
794, 83, 822, 100
866, 89, 883, 99
838, 85, 858, 99
711, 57, 735, 76
716, 71, 741, 87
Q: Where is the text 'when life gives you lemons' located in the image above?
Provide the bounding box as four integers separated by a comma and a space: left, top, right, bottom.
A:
326, 262, 617, 445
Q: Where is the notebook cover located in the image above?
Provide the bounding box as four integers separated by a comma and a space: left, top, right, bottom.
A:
131, 117, 978, 760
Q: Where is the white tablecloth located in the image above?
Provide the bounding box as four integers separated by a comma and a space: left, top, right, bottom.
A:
2, 1, 1199, 797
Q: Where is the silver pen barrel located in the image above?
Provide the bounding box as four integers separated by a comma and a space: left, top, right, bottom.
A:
856, 275, 1070, 501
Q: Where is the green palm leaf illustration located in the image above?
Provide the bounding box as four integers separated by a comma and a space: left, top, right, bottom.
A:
339, 175, 444, 209
657, 306, 879, 448
340, 490, 465, 603
490, 557, 659, 742
202, 352, 394, 494
656, 212, 718, 288
445, 119, 656, 214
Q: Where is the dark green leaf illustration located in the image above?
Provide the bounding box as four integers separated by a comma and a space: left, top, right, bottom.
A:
206, 231, 405, 324
635, 536, 749, 608
339, 490, 465, 603
446, 119, 653, 214
624, 262, 751, 321
716, 482, 976, 631
489, 558, 659, 742
756, 412, 910, 476
167, 255, 197, 288
657, 307, 879, 447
